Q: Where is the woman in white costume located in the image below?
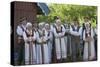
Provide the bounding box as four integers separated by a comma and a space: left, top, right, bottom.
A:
36, 22, 49, 64
83, 22, 95, 61
64, 23, 72, 58
23, 22, 37, 65
63, 23, 70, 59
53, 19, 67, 62
35, 23, 43, 64
44, 23, 53, 63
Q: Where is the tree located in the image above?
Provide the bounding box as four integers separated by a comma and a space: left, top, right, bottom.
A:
37, 3, 97, 27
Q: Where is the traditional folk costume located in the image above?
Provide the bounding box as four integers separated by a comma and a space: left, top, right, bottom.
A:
83, 23, 95, 61
16, 24, 26, 65
53, 24, 67, 62
35, 30, 42, 64
23, 23, 37, 65
44, 24, 53, 63
50, 24, 57, 63
36, 23, 49, 64
35, 23, 44, 64
63, 24, 71, 58
70, 25, 82, 61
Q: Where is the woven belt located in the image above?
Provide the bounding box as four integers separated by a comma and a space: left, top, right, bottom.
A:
36, 42, 47, 44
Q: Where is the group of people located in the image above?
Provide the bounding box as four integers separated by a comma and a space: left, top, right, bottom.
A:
16, 16, 97, 65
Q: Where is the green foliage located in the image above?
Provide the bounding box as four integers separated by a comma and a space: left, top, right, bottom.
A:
37, 3, 97, 27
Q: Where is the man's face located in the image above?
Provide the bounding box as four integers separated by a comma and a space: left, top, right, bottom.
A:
33, 23, 38, 28
27, 25, 32, 30
22, 20, 27, 26
85, 23, 90, 28
74, 21, 78, 26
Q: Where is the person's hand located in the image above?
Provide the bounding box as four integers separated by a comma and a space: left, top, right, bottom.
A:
17, 37, 22, 44
28, 37, 32, 41
38, 39, 42, 43
18, 37, 22, 39
17, 39, 21, 44
42, 37, 46, 42
58, 33, 62, 37
58, 27, 61, 31
32, 38, 35, 41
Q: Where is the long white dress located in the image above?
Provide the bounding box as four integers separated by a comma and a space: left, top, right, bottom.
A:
63, 24, 70, 57
53, 25, 67, 60
35, 31, 42, 64
83, 28, 95, 61
23, 30, 37, 65
45, 30, 53, 63
36, 30, 49, 64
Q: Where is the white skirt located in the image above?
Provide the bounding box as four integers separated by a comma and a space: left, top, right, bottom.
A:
55, 37, 67, 59
25, 43, 36, 65
47, 41, 52, 62
43, 44, 49, 64
83, 40, 95, 61
36, 45, 42, 64
64, 36, 67, 57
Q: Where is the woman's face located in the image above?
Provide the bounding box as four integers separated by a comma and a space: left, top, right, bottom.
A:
22, 20, 27, 26
73, 21, 79, 26
27, 25, 32, 30
56, 19, 61, 26
39, 25, 43, 30
85, 23, 90, 28
84, 18, 89, 22
45, 24, 50, 30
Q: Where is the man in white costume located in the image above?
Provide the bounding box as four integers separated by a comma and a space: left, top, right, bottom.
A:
23, 22, 37, 65
70, 19, 82, 61
36, 22, 49, 64
82, 17, 95, 61
53, 19, 67, 63
16, 17, 27, 65
44, 23, 53, 63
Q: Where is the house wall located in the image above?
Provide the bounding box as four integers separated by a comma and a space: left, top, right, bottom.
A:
11, 1, 38, 50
